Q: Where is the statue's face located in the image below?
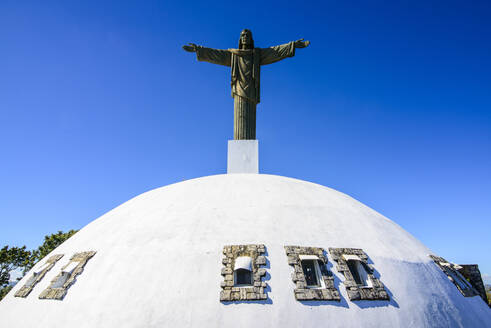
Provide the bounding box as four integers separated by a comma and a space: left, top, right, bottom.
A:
240, 30, 252, 48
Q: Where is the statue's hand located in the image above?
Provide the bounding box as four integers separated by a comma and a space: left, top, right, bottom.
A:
182, 43, 197, 53
294, 39, 310, 48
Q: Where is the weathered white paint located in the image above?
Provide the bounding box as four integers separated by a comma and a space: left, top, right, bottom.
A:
1, 174, 489, 328
227, 140, 258, 173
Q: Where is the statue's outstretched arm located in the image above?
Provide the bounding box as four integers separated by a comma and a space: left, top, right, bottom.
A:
182, 43, 231, 67
260, 39, 310, 66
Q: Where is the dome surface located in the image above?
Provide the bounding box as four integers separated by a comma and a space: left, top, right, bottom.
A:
1, 174, 490, 327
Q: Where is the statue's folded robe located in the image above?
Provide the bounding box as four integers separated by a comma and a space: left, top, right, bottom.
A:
195, 41, 296, 104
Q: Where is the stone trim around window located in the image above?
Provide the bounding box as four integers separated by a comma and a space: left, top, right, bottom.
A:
14, 254, 64, 298
284, 246, 340, 301
429, 255, 479, 298
39, 251, 96, 300
329, 247, 389, 301
220, 244, 268, 301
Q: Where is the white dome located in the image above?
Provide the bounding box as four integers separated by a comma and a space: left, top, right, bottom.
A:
1, 174, 489, 327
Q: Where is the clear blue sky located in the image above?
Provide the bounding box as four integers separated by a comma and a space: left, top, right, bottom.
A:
1, 1, 490, 283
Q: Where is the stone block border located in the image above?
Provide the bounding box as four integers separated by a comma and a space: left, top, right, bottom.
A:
220, 244, 268, 301
429, 255, 478, 298
14, 254, 64, 298
329, 247, 389, 301
39, 251, 96, 300
284, 245, 340, 301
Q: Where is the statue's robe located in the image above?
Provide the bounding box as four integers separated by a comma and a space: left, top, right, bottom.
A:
195, 42, 296, 139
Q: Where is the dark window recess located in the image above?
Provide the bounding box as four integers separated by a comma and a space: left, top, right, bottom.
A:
347, 260, 363, 285
429, 255, 480, 299
235, 269, 252, 285
301, 260, 319, 287
329, 247, 389, 301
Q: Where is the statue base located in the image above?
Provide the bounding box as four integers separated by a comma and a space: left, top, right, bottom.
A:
227, 140, 258, 174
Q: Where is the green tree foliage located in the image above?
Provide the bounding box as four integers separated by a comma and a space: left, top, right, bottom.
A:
27, 230, 78, 272
0, 285, 13, 300
0, 230, 77, 301
0, 246, 32, 300
0, 246, 32, 286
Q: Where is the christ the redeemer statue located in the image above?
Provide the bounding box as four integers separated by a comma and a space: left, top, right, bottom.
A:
183, 29, 310, 140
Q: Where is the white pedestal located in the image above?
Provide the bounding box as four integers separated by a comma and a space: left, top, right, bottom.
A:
227, 140, 258, 174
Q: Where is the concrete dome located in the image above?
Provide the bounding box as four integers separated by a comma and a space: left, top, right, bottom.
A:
1, 174, 490, 327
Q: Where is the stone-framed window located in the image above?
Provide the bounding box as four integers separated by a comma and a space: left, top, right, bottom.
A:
220, 244, 268, 301
14, 254, 64, 298
284, 246, 340, 301
429, 255, 478, 298
329, 247, 389, 301
39, 251, 96, 300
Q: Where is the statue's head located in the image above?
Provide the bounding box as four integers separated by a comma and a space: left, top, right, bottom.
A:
239, 29, 254, 49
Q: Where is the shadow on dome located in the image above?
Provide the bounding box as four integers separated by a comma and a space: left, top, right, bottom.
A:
352, 256, 399, 309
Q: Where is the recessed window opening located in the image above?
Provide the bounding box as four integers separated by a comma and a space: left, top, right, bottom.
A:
234, 256, 253, 287
235, 269, 252, 286
299, 255, 325, 288
24, 274, 38, 288
343, 254, 372, 287
451, 271, 472, 290
301, 259, 320, 287
24, 262, 51, 287
24, 263, 47, 287
51, 261, 78, 289
442, 263, 473, 291
347, 259, 372, 288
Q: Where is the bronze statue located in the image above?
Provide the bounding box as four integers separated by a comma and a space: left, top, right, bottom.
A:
183, 29, 310, 140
